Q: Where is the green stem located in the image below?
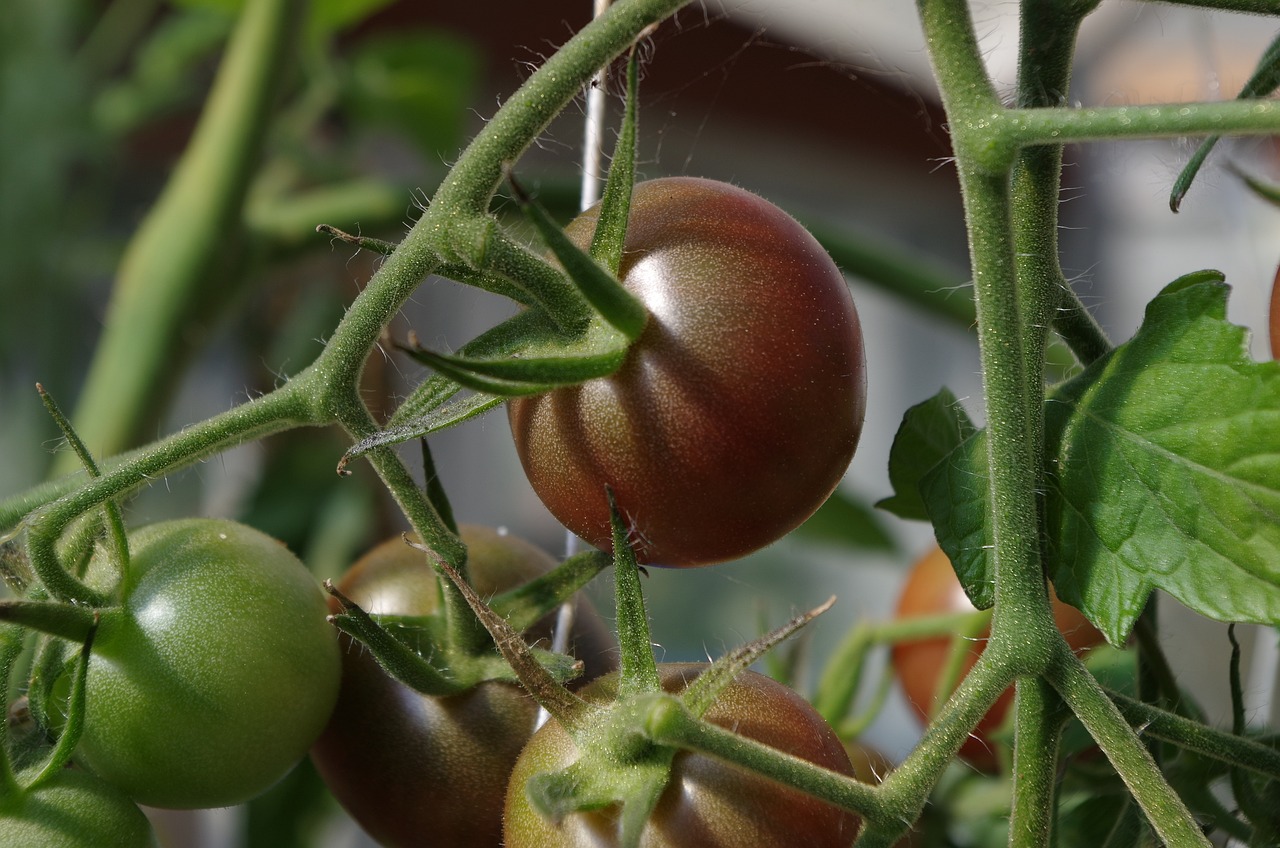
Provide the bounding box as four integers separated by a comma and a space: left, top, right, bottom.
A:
918, 0, 1057, 672
65, 0, 303, 467
995, 99, 1280, 168
1044, 645, 1209, 846
871, 648, 1017, 845
25, 382, 317, 605
1009, 677, 1066, 847
1053, 291, 1111, 366
1101, 695, 1280, 781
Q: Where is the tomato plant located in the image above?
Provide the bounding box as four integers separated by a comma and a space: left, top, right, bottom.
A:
508, 176, 866, 567
0, 767, 154, 848
67, 518, 341, 809
311, 526, 615, 847
6, 0, 1280, 845
504, 663, 860, 848
890, 547, 1104, 770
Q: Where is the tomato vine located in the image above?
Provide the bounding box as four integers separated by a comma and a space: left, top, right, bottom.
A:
2, 0, 1279, 845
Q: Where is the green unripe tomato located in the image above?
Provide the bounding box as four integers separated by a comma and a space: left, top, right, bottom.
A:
73, 518, 341, 809
0, 768, 154, 848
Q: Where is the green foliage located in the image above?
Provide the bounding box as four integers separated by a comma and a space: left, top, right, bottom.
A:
898, 275, 1280, 644
340, 31, 480, 158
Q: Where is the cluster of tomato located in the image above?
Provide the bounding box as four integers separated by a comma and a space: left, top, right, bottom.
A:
3, 178, 1111, 846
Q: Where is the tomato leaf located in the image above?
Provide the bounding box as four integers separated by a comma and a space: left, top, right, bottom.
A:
920, 429, 995, 610
1044, 276, 1280, 644
878, 388, 977, 522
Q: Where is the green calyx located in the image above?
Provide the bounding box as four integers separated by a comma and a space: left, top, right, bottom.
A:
325, 536, 612, 698
349, 46, 650, 468
433, 487, 838, 847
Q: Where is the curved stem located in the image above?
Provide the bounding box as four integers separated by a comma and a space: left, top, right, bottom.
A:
66, 0, 303, 467
24, 381, 318, 604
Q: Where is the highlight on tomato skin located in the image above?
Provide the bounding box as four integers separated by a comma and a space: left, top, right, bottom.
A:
502, 663, 863, 848
890, 547, 1104, 771
508, 176, 867, 568
310, 526, 616, 848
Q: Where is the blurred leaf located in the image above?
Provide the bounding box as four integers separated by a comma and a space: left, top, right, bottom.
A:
310, 0, 399, 33
878, 388, 976, 521
341, 31, 480, 159
794, 488, 895, 552
93, 9, 232, 136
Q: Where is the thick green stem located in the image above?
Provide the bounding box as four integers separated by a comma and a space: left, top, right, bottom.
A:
24, 382, 317, 604
1044, 645, 1210, 846
918, 0, 1057, 668
871, 649, 1017, 846
1008, 677, 1066, 847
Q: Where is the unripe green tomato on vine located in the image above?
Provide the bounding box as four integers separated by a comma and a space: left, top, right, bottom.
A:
508, 177, 866, 567
0, 768, 154, 848
71, 518, 341, 809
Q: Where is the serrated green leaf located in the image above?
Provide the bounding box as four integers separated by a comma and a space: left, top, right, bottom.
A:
878, 388, 977, 521
1045, 277, 1280, 644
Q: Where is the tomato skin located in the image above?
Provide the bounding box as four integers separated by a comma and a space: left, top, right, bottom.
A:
74, 518, 341, 809
311, 526, 616, 848
508, 177, 866, 567
0, 768, 153, 848
503, 663, 860, 848
1270, 259, 1280, 359
890, 547, 1104, 770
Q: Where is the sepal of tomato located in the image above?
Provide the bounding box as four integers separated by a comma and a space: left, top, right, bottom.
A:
504, 664, 861, 848
430, 502, 860, 847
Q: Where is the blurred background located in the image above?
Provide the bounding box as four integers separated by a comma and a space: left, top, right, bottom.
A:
2, 0, 1278, 844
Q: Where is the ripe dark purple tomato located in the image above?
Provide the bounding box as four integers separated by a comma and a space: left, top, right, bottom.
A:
503, 663, 861, 848
310, 526, 615, 848
508, 177, 866, 567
